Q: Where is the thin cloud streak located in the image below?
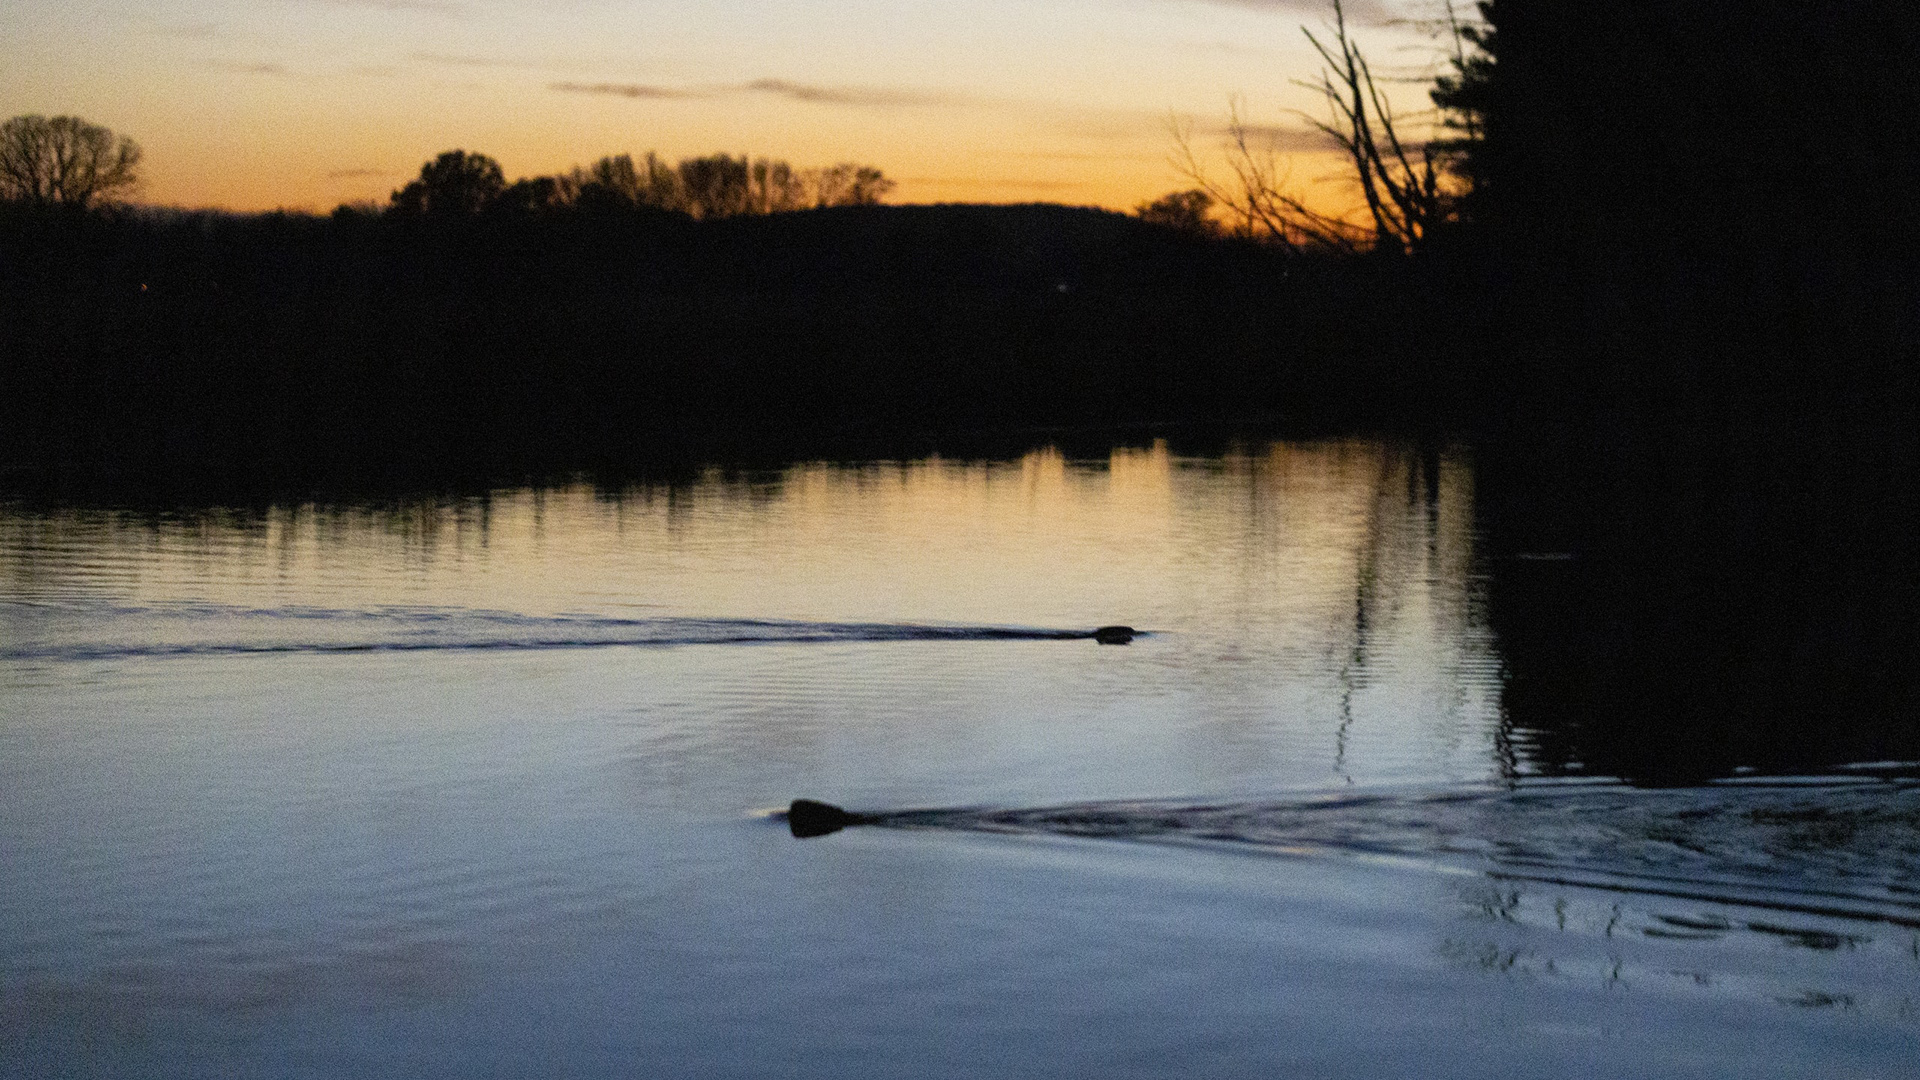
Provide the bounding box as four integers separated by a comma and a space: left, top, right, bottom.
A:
205, 59, 400, 81
547, 78, 964, 108
1205, 121, 1338, 154
743, 79, 957, 108
550, 81, 709, 100
326, 168, 391, 178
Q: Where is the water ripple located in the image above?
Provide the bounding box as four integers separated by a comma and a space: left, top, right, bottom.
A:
796, 780, 1920, 928
0, 600, 1135, 661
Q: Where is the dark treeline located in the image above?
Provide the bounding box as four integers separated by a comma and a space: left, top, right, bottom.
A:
1, 198, 1447, 483
1462, 0, 1919, 425
1459, 0, 1920, 780
377, 149, 897, 221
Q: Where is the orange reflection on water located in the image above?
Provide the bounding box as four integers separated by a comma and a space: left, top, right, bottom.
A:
2, 439, 1501, 787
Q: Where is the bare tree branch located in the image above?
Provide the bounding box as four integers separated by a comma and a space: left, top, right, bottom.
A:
0, 115, 142, 208
1167, 0, 1480, 255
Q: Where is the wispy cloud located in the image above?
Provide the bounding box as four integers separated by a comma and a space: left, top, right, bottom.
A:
1169, 37, 1281, 57
547, 78, 962, 108
550, 81, 709, 100
327, 168, 392, 179
743, 79, 956, 108
1205, 121, 1338, 154
205, 58, 402, 81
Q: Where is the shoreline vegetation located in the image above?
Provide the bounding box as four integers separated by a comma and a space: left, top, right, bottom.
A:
0, 2, 1910, 484
2, 196, 1477, 488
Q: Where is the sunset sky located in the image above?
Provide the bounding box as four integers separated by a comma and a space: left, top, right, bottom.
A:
1, 0, 1446, 213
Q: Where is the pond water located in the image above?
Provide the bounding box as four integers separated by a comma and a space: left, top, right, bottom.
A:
3, 440, 1917, 1078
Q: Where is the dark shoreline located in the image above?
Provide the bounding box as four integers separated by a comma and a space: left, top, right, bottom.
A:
0, 201, 1495, 492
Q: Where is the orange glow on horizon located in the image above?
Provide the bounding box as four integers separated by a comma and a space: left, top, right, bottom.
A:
3, 0, 1438, 219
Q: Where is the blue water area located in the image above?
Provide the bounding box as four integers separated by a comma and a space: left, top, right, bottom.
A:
3, 443, 1916, 1078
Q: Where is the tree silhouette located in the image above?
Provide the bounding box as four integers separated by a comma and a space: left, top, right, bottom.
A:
1174, 0, 1479, 253
1428, 0, 1494, 222
492, 175, 567, 216
368, 146, 895, 221
1134, 189, 1219, 235
810, 164, 894, 207
1296, 0, 1453, 252
748, 159, 808, 214
566, 153, 680, 213
389, 150, 506, 216
676, 154, 752, 220
0, 114, 142, 208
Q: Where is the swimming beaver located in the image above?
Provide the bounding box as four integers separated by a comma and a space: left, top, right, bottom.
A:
1092, 625, 1136, 644
785, 798, 869, 838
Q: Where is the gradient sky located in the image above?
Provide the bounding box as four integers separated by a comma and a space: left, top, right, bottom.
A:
1, 0, 1445, 213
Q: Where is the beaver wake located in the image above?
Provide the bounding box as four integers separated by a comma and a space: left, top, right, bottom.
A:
781, 780, 1920, 928
0, 600, 1149, 661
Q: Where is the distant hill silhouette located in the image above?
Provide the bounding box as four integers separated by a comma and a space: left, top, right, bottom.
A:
0, 201, 1468, 486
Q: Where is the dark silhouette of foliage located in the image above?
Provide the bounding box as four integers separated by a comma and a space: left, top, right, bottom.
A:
389, 150, 506, 216
746, 159, 807, 213
1427, 1, 1493, 221
491, 175, 568, 216
0, 114, 142, 208
809, 163, 894, 207
378, 147, 896, 221
1134, 189, 1218, 236
675, 153, 752, 220
6, 201, 1381, 488
1449, 0, 1920, 428
1451, 1, 1920, 784
562, 153, 674, 213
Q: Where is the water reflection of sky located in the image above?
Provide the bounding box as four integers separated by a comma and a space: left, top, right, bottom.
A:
1, 440, 1500, 791
5, 441, 1918, 1079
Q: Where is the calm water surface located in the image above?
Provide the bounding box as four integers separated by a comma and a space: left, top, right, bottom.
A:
3, 441, 1916, 1078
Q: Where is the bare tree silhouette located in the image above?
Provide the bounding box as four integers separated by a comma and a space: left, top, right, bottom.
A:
672, 154, 746, 220
1175, 0, 1478, 253
808, 164, 894, 208
0, 114, 142, 208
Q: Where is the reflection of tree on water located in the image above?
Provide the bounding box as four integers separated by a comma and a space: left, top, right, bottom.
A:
1327, 443, 1496, 783
1186, 440, 1494, 785
1481, 423, 1920, 782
